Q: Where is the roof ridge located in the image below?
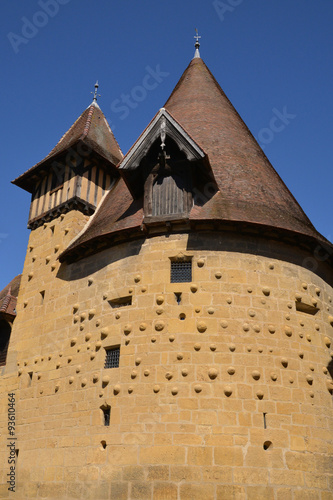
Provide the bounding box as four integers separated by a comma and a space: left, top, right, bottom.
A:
80, 102, 95, 141
12, 103, 123, 192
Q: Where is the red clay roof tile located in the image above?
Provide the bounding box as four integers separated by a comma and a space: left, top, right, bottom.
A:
57, 58, 333, 260
12, 102, 123, 192
0, 275, 21, 317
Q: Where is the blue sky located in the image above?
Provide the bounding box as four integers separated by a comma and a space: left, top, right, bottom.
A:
1, 0, 332, 290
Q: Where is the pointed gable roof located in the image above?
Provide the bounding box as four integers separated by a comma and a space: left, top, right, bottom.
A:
119, 107, 207, 198
13, 101, 123, 193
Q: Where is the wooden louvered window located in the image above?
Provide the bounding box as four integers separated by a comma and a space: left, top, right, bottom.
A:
145, 164, 192, 219
143, 137, 192, 220
152, 173, 189, 217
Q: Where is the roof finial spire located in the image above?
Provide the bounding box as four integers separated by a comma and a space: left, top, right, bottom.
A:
194, 28, 201, 59
91, 81, 101, 102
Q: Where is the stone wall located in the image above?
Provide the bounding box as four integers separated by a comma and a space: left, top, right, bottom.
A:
1, 222, 333, 499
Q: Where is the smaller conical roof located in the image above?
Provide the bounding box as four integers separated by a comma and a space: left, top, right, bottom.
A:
13, 101, 123, 193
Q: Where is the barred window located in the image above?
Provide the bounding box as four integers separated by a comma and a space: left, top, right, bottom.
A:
104, 346, 120, 369
170, 259, 192, 283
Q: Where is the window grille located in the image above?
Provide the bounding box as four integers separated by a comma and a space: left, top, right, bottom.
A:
170, 260, 192, 283
104, 346, 120, 369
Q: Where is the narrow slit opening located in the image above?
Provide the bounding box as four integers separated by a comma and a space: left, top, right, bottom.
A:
263, 412, 267, 429
101, 405, 111, 426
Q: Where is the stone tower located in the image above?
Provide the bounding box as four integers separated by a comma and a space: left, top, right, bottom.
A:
1, 45, 333, 500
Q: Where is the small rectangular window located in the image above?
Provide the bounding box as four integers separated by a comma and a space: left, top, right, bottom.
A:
108, 296, 132, 308
170, 260, 192, 283
295, 301, 319, 315
104, 346, 120, 369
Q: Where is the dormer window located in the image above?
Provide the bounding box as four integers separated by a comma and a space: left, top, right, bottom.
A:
143, 140, 192, 219
119, 108, 208, 220
152, 172, 188, 216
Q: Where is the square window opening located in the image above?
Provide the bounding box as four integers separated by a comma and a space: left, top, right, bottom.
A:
104, 346, 120, 369
170, 259, 192, 283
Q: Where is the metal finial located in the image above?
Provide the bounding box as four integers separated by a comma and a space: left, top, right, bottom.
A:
160, 117, 166, 151
194, 29, 201, 58
91, 81, 101, 102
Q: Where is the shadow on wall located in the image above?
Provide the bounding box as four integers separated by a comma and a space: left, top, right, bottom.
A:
56, 226, 333, 287
187, 230, 333, 288
328, 359, 333, 380
56, 238, 145, 282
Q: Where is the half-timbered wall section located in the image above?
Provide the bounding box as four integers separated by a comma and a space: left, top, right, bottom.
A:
28, 156, 115, 228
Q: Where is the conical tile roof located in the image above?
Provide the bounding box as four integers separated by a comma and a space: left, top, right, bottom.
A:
164, 57, 323, 240
13, 101, 123, 193
61, 58, 332, 262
